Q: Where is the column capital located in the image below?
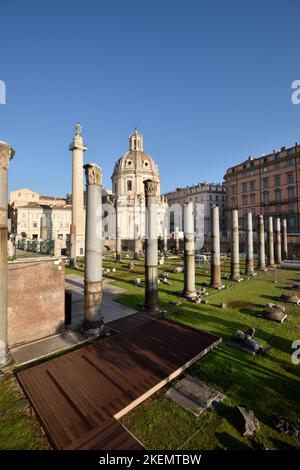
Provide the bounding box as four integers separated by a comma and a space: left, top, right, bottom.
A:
0, 141, 11, 170
143, 179, 158, 197
84, 163, 103, 186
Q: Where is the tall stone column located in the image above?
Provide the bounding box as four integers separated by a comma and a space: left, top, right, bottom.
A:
210, 205, 223, 288
83, 164, 103, 334
69, 123, 86, 266
0, 141, 12, 366
175, 226, 179, 254
275, 217, 282, 264
163, 227, 168, 255
267, 216, 275, 268
40, 216, 47, 240
230, 209, 241, 281
115, 197, 121, 262
257, 215, 266, 271
246, 211, 254, 275
281, 218, 288, 260
143, 179, 160, 314
182, 202, 196, 298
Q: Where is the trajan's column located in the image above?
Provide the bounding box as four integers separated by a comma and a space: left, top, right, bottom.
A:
69, 123, 86, 265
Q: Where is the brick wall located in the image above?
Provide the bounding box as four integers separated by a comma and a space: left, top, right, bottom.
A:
8, 257, 65, 346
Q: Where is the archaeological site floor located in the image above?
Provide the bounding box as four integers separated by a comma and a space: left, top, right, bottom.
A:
17, 314, 221, 450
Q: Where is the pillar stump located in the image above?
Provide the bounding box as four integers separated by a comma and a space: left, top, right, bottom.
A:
0, 141, 12, 366
163, 228, 168, 256
83, 163, 103, 335
143, 179, 160, 314
257, 215, 266, 271
40, 216, 48, 241
182, 202, 196, 299
210, 205, 223, 289
230, 209, 241, 281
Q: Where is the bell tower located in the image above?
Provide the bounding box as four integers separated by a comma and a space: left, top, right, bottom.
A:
129, 128, 143, 151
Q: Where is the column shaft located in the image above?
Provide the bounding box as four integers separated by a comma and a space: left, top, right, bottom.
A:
282, 219, 288, 260
83, 164, 103, 333
246, 211, 254, 275
0, 142, 11, 366
210, 206, 222, 288
144, 180, 160, 314
183, 202, 196, 298
268, 216, 275, 268
275, 217, 282, 264
230, 209, 240, 281
257, 215, 266, 270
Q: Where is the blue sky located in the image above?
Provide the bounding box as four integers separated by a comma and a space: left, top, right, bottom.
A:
1, 0, 300, 196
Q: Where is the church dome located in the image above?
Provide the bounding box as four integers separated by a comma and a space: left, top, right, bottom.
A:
111, 129, 160, 197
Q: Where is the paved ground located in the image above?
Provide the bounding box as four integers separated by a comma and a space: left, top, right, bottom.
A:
65, 273, 136, 326
10, 274, 137, 367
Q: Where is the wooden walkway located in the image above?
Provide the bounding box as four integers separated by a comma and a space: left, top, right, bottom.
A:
17, 315, 221, 450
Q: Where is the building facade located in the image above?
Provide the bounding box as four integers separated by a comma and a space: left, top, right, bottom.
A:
163, 182, 226, 235
224, 143, 300, 232
12, 204, 73, 240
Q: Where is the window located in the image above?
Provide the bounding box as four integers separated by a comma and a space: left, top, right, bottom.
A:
263, 192, 269, 204
263, 177, 269, 189
242, 195, 247, 206
242, 182, 247, 193
250, 180, 255, 191
287, 159, 293, 166
287, 172, 294, 184
231, 185, 236, 195
250, 193, 255, 204
274, 175, 281, 187
127, 180, 132, 191
18, 193, 21, 197
274, 162, 280, 170
275, 189, 281, 202
288, 187, 295, 199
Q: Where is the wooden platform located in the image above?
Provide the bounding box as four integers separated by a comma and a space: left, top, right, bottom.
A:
17, 316, 221, 450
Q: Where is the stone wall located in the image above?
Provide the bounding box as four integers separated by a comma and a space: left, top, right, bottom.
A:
8, 257, 65, 346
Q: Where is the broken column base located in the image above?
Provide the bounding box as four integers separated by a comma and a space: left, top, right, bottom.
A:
82, 318, 104, 337
210, 284, 225, 290
230, 277, 243, 282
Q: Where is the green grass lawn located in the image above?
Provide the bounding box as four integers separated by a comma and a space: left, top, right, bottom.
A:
0, 377, 50, 449
97, 254, 300, 450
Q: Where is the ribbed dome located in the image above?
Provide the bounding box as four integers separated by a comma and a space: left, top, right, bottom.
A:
112, 149, 159, 178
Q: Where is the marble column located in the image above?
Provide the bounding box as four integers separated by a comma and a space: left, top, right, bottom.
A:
230, 209, 241, 281
267, 216, 275, 268
210, 205, 222, 288
246, 211, 254, 275
257, 215, 266, 271
275, 217, 282, 265
40, 216, 47, 240
69, 123, 86, 265
83, 163, 103, 334
163, 227, 168, 255
134, 223, 139, 260
0, 141, 12, 366
143, 179, 160, 314
69, 224, 77, 268
281, 218, 288, 260
175, 226, 179, 254
183, 202, 196, 298
115, 197, 121, 262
